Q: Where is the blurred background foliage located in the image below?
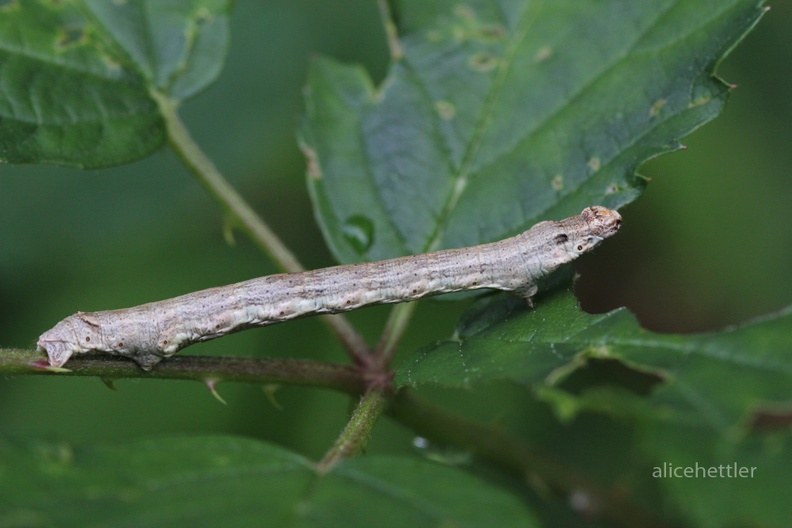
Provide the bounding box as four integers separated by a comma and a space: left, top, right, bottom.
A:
1, 1, 790, 459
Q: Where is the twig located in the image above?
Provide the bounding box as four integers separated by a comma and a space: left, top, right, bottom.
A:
316, 389, 389, 473
374, 302, 417, 368
2, 347, 665, 527
0, 348, 365, 395
377, 0, 403, 60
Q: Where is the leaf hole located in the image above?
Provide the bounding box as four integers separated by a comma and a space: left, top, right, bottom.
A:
558, 358, 664, 396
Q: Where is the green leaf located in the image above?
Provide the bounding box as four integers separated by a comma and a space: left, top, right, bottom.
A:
396, 290, 792, 527
395, 292, 587, 388
396, 290, 792, 423
0, 0, 230, 168
0, 435, 538, 528
301, 0, 765, 264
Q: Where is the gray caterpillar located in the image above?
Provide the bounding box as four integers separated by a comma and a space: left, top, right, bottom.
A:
38, 206, 621, 370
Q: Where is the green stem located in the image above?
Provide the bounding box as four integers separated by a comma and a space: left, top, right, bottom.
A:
1, 348, 365, 395
377, 0, 403, 61
157, 93, 300, 272
316, 389, 389, 473
153, 92, 371, 362
374, 302, 417, 368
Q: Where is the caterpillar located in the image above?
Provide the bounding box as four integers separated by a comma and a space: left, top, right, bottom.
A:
37, 206, 621, 369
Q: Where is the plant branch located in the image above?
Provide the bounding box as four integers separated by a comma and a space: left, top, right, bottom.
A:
374, 302, 417, 368
156, 93, 300, 273
3, 345, 662, 526
0, 348, 365, 395
316, 389, 389, 473
377, 0, 403, 61
153, 92, 371, 362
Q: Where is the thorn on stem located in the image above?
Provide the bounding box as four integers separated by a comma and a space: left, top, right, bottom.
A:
222, 215, 237, 246
101, 378, 118, 391
262, 384, 283, 410
205, 379, 227, 405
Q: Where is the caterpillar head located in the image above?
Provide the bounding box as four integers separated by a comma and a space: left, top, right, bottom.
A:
37, 312, 102, 368
582, 206, 622, 240
556, 206, 622, 258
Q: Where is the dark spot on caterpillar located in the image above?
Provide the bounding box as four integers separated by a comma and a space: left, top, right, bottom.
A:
554, 233, 568, 244
117, 342, 123, 347
577, 245, 583, 251
279, 310, 285, 316
85, 336, 91, 342
346, 299, 352, 305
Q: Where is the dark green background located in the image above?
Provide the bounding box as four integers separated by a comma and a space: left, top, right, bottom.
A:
1, 2, 790, 457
